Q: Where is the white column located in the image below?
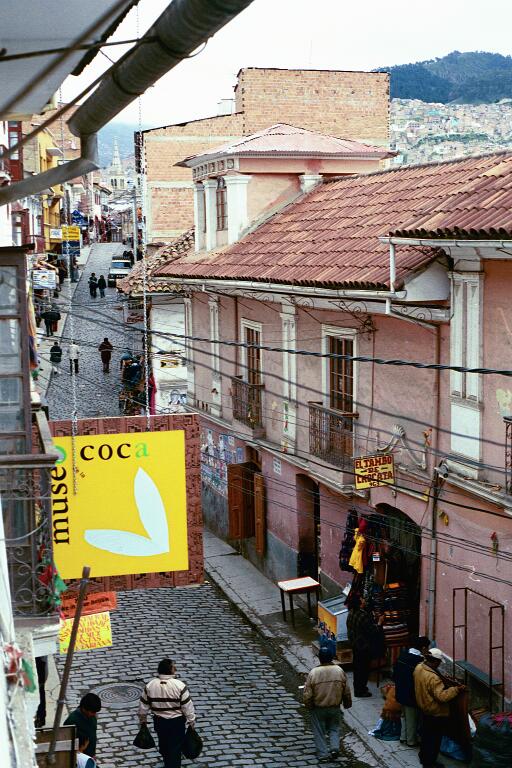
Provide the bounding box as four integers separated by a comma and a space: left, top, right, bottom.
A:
209, 296, 222, 417
203, 179, 217, 251
224, 174, 251, 244
193, 182, 205, 252
300, 174, 323, 194
183, 297, 195, 401
280, 304, 297, 448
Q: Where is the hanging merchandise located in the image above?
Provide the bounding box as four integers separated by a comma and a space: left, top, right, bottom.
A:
348, 518, 368, 574
339, 508, 358, 572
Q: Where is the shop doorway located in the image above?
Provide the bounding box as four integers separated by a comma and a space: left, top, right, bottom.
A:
375, 503, 422, 636
296, 474, 320, 580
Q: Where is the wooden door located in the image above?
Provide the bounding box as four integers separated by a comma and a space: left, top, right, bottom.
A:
254, 472, 266, 555
228, 462, 254, 540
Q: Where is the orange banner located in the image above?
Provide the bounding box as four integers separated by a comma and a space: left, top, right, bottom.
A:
61, 591, 117, 619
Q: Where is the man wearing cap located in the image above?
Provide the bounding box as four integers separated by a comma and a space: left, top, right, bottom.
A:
303, 646, 352, 763
414, 649, 464, 768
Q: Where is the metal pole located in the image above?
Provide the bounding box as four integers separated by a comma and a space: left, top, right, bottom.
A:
46, 565, 90, 766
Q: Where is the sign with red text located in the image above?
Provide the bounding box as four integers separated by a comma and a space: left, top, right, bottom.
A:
61, 591, 117, 620
59, 611, 112, 653
354, 454, 395, 489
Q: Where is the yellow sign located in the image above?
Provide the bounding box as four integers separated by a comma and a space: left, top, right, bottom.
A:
354, 454, 395, 489
61, 225, 80, 241
59, 611, 112, 653
51, 431, 188, 579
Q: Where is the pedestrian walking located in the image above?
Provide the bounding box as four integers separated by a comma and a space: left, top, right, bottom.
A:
88, 273, 98, 298
68, 341, 80, 374
393, 635, 430, 747
414, 648, 464, 768
71, 256, 79, 282
97, 274, 107, 298
49, 341, 63, 376
346, 595, 384, 697
138, 657, 196, 768
303, 646, 352, 763
64, 692, 102, 761
98, 337, 113, 373
41, 305, 60, 337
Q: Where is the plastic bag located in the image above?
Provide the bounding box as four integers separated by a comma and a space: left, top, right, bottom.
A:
133, 723, 156, 750
182, 726, 203, 759
471, 713, 512, 768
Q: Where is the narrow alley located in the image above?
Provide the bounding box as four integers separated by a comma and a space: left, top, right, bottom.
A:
47, 243, 377, 768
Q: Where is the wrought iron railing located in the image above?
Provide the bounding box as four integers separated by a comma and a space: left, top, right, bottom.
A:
231, 376, 264, 429
1, 410, 59, 617
308, 402, 357, 468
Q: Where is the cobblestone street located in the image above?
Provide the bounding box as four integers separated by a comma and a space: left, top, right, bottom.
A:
58, 586, 374, 768
49, 244, 376, 768
47, 242, 134, 421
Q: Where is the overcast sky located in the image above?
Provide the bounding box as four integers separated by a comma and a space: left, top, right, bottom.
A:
62, 0, 512, 128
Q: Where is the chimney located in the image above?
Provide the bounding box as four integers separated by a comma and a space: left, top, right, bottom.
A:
217, 98, 235, 116
300, 174, 323, 194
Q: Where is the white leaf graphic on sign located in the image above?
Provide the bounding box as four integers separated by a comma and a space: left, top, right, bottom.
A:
84, 468, 170, 556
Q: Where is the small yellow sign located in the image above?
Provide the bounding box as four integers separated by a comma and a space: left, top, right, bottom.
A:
51, 431, 188, 579
354, 454, 395, 490
59, 611, 112, 653
61, 225, 80, 241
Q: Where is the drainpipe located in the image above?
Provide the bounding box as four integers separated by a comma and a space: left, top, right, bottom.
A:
0, 0, 254, 206
427, 324, 443, 638
385, 242, 397, 316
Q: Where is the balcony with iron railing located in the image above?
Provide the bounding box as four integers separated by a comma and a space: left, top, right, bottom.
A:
308, 401, 358, 468
231, 376, 265, 434
1, 409, 59, 619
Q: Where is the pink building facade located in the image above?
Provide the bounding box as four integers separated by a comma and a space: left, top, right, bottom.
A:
148, 128, 512, 705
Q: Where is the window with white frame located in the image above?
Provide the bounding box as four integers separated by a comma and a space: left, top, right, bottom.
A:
451, 274, 481, 402
449, 273, 482, 464
241, 319, 262, 385
322, 327, 356, 414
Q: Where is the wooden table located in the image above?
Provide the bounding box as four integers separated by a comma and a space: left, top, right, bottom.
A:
277, 576, 320, 628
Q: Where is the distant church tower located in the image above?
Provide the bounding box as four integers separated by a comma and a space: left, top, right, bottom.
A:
109, 138, 126, 190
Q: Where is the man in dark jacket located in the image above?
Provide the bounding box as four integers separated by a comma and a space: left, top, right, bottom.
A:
346, 595, 384, 697
64, 692, 102, 759
98, 337, 113, 373
393, 636, 430, 747
49, 342, 62, 375
88, 273, 98, 298
97, 274, 107, 298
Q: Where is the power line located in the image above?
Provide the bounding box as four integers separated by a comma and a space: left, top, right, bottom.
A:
43, 370, 512, 587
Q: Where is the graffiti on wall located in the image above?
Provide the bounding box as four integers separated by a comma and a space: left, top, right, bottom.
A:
201, 429, 242, 497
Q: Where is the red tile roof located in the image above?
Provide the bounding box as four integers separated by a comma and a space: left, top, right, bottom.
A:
391, 154, 512, 238
156, 152, 512, 290
177, 123, 394, 166
117, 228, 194, 294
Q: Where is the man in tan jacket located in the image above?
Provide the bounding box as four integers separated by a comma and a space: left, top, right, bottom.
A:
303, 646, 352, 763
413, 648, 464, 768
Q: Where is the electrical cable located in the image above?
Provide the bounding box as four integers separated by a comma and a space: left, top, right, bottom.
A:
42, 363, 512, 570
42, 369, 512, 586
41, 353, 512, 527
38, 308, 512, 487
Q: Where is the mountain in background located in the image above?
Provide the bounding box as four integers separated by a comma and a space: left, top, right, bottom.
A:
98, 122, 144, 168
377, 51, 512, 103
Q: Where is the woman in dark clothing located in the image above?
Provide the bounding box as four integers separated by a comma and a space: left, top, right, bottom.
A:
98, 337, 113, 373
97, 275, 107, 298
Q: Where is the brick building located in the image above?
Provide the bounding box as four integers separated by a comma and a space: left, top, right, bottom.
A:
141, 67, 390, 244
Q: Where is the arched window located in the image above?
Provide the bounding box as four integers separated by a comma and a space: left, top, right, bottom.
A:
216, 177, 227, 231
